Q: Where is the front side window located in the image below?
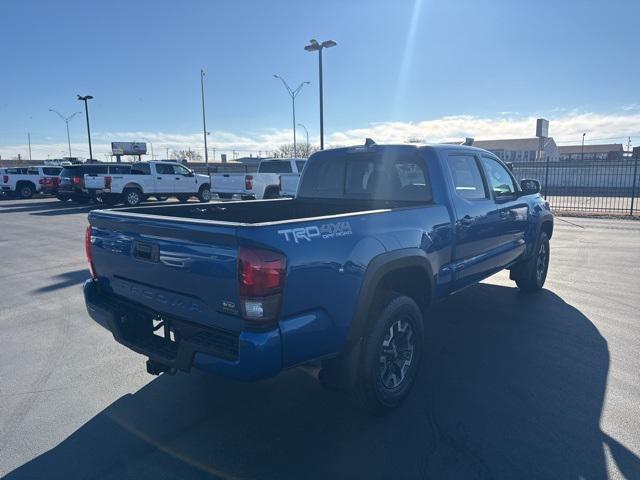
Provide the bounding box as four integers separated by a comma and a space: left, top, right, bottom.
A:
172, 164, 192, 176
155, 164, 174, 175
481, 157, 516, 197
446, 155, 488, 200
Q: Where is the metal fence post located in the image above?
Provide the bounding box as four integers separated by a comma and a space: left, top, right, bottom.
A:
543, 155, 550, 200
630, 148, 639, 216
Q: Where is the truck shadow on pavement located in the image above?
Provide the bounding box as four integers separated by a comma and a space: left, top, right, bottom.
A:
29, 269, 89, 294
5, 284, 640, 479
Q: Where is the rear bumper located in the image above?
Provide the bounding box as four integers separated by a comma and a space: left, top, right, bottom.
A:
83, 279, 282, 380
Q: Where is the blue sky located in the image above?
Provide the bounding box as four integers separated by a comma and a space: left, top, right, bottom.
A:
1, 0, 639, 159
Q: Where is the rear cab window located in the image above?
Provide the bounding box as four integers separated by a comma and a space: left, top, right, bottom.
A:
42, 167, 62, 176
298, 149, 432, 203
258, 161, 292, 174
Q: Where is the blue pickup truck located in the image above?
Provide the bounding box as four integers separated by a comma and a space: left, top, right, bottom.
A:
84, 142, 553, 412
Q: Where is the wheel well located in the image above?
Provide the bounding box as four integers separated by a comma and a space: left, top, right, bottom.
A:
541, 221, 553, 239
17, 180, 35, 190
199, 183, 210, 190
375, 266, 432, 313
124, 183, 142, 192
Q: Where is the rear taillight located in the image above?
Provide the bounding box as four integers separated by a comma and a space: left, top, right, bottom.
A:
2, 175, 8, 183
73, 176, 82, 185
104, 176, 112, 189
85, 226, 97, 279
238, 246, 286, 323
245, 175, 253, 190
53, 177, 60, 187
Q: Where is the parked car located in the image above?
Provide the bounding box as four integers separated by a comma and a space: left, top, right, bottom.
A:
84, 161, 211, 206
57, 164, 110, 203
83, 142, 552, 413
1, 166, 62, 199
212, 158, 305, 200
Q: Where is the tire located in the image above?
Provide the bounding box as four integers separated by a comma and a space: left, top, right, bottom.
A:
352, 293, 424, 414
512, 232, 550, 292
240, 195, 254, 201
263, 187, 279, 199
176, 194, 191, 203
56, 194, 70, 202
123, 188, 142, 207
18, 183, 35, 199
198, 185, 212, 203
217, 193, 233, 199
155, 196, 168, 201
101, 194, 119, 206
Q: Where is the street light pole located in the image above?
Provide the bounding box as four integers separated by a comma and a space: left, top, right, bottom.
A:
304, 39, 336, 150
581, 132, 586, 162
201, 69, 209, 167
298, 123, 309, 154
77, 95, 94, 160
274, 75, 310, 158
28, 132, 32, 161
49, 109, 82, 158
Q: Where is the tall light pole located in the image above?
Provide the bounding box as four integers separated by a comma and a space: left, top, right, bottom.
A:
200, 69, 209, 166
28, 132, 32, 161
298, 123, 309, 154
581, 132, 586, 162
49, 109, 82, 158
304, 38, 336, 150
77, 95, 94, 160
274, 75, 310, 158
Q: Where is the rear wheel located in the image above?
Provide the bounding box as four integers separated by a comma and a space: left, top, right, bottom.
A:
512, 232, 550, 292
263, 187, 280, 199
176, 194, 191, 203
100, 194, 119, 206
18, 183, 35, 199
123, 188, 142, 207
56, 194, 70, 202
155, 196, 169, 201
198, 186, 212, 203
352, 293, 424, 414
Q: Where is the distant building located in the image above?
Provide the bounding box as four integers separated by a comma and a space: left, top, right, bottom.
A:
558, 144, 623, 161
472, 138, 560, 162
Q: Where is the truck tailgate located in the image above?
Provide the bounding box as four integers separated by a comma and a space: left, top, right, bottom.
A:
88, 210, 242, 333
84, 174, 105, 190
211, 173, 246, 194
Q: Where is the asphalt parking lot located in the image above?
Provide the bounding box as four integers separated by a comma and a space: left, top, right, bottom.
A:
1, 197, 639, 479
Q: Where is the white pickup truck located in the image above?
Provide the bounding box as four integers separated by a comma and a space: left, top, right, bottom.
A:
279, 170, 305, 197
211, 158, 306, 200
84, 161, 211, 206
1, 166, 62, 198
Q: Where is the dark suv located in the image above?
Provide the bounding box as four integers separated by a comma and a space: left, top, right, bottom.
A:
58, 164, 127, 202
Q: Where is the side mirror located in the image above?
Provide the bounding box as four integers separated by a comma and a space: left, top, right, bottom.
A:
186, 171, 194, 177
520, 179, 541, 195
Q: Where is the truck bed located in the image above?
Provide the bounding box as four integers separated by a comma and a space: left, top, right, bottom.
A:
111, 198, 421, 225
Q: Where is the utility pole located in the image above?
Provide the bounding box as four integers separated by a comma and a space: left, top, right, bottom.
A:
200, 69, 209, 167
581, 132, 586, 162
28, 133, 32, 161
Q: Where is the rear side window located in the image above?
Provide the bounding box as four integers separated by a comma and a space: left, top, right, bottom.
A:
259, 161, 292, 174
131, 163, 151, 175
155, 164, 174, 174
27, 168, 40, 175
108, 165, 131, 174
446, 155, 488, 200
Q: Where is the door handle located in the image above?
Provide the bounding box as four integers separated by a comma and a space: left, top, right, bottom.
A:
459, 215, 473, 226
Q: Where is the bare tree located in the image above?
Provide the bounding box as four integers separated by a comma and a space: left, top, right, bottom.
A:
170, 149, 202, 162
276, 143, 319, 158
